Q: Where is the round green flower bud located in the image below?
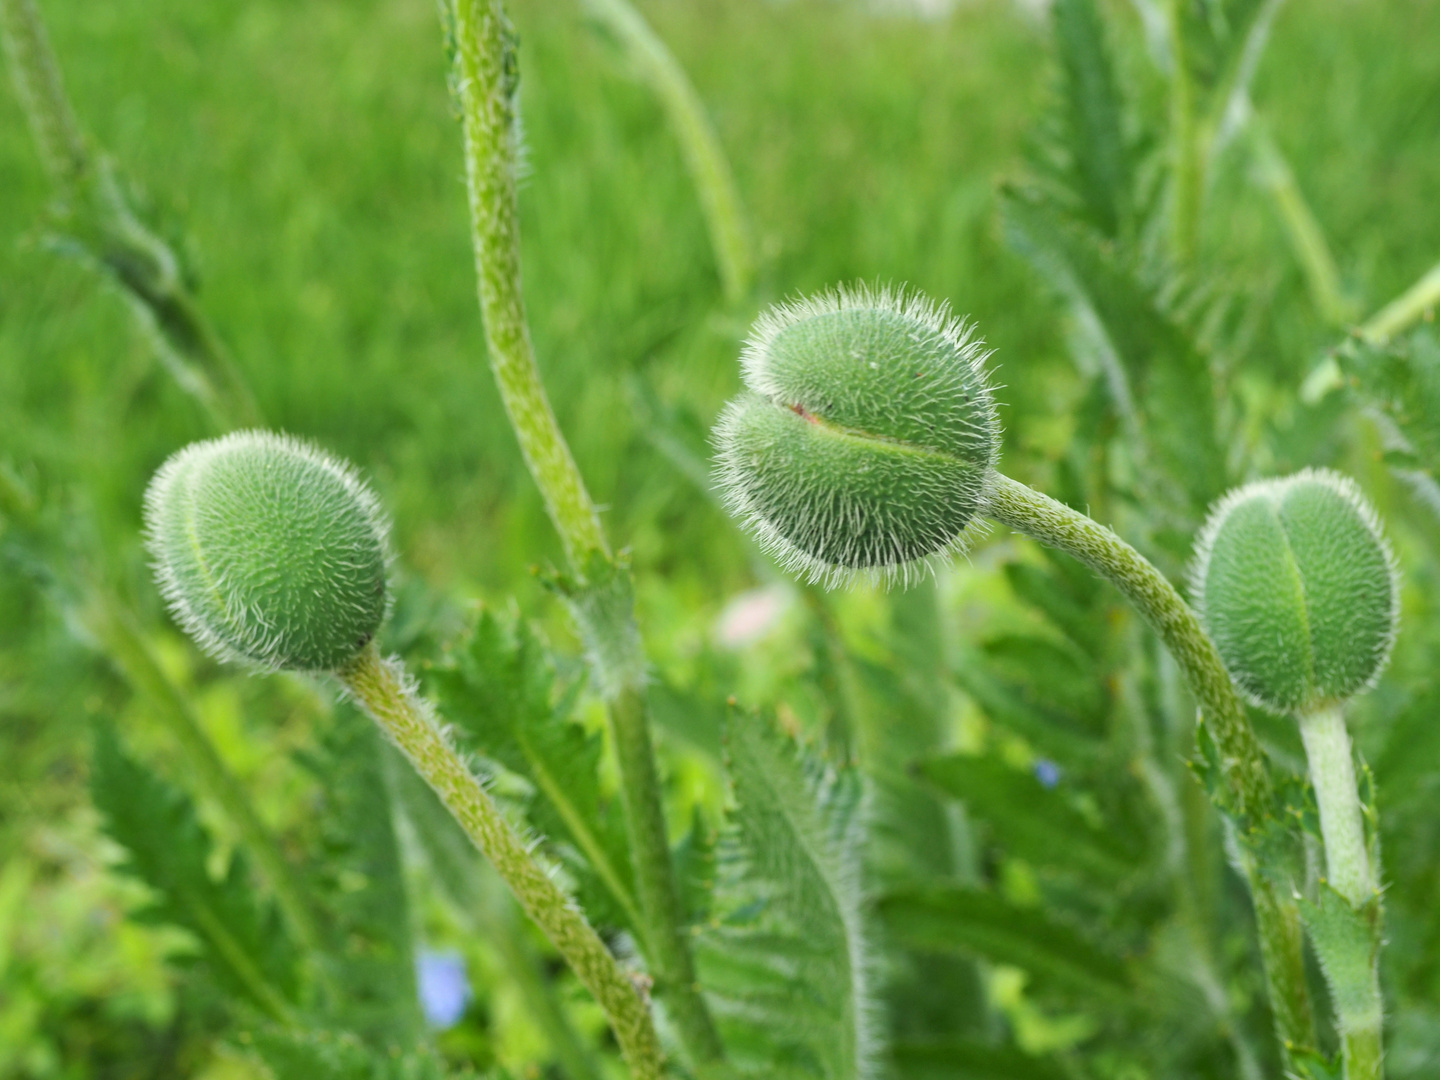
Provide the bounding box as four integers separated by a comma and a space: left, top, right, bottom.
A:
1191, 468, 1399, 714
713, 285, 999, 586
144, 431, 390, 673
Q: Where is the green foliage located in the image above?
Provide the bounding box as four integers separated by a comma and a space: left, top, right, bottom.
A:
90, 723, 300, 1022
428, 608, 639, 932
295, 705, 422, 1049
879, 885, 1133, 1003
249, 1028, 468, 1080
698, 709, 878, 1079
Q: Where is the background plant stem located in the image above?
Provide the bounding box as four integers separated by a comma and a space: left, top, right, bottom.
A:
582, 0, 753, 305
448, 0, 725, 1067
340, 644, 665, 1080
982, 470, 1319, 1062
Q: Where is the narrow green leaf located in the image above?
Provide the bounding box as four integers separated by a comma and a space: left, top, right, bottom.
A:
699, 709, 880, 1079
919, 754, 1145, 879
1052, 0, 1131, 237
892, 1037, 1073, 1080
91, 724, 298, 1021
295, 706, 421, 1047
877, 885, 1132, 1001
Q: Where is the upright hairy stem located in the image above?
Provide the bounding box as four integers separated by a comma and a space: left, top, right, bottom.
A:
451, 0, 607, 569
450, 0, 724, 1066
340, 645, 664, 1080
982, 472, 1318, 1059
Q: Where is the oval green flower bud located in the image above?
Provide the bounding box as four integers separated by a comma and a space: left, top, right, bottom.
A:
144, 431, 390, 673
1191, 468, 1399, 714
713, 285, 999, 586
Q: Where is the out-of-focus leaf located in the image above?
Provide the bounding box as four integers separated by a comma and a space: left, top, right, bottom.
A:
249, 1028, 471, 1080
295, 705, 421, 1047
920, 753, 1147, 880
429, 609, 640, 931
698, 709, 880, 1079
1335, 327, 1440, 484
1002, 188, 1225, 517
979, 634, 1108, 736
877, 885, 1133, 1001
1050, 0, 1132, 238
892, 1037, 1073, 1080
91, 724, 299, 1020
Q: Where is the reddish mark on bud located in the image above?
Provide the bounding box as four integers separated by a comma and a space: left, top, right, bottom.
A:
788, 402, 821, 425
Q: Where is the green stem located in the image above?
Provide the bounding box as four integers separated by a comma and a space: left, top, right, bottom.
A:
583, 0, 753, 303
448, 1, 723, 1066
1247, 115, 1353, 327
387, 751, 607, 1080
982, 471, 1318, 1059
339, 645, 664, 1080
608, 686, 727, 1067
1362, 260, 1440, 343
451, 0, 607, 569
84, 589, 323, 956
1297, 705, 1373, 907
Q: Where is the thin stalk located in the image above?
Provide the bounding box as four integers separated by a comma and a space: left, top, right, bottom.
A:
583, 0, 754, 303
1362, 260, 1440, 344
448, 0, 724, 1067
83, 588, 323, 956
1, 0, 260, 430
982, 471, 1318, 1059
451, 0, 607, 569
1247, 116, 1353, 327
339, 645, 664, 1080
1297, 705, 1372, 907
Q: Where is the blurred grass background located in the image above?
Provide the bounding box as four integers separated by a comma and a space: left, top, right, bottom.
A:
2, 0, 1438, 1074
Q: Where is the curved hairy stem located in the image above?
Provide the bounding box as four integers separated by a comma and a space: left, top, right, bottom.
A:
340, 645, 664, 1080
448, 0, 725, 1067
583, 0, 753, 303
982, 472, 1318, 1061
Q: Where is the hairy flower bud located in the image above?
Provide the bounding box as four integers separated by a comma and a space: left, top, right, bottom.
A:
1191, 468, 1399, 714
713, 285, 999, 586
144, 431, 390, 672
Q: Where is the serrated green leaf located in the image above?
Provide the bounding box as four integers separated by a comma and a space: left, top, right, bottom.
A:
1051, 0, 1132, 238
429, 609, 640, 931
1003, 562, 1105, 660
673, 805, 717, 926
1175, 0, 1286, 134
295, 706, 421, 1047
1002, 189, 1225, 515
91, 724, 298, 1021
892, 1037, 1073, 1080
1336, 327, 1440, 477
919, 754, 1145, 879
699, 709, 879, 1079
950, 643, 1104, 768
1299, 885, 1383, 1031
979, 634, 1108, 736
877, 885, 1132, 1002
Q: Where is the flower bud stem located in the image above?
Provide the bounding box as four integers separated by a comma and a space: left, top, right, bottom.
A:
982, 471, 1318, 1061
1297, 705, 1373, 908
449, 1, 725, 1067
339, 644, 665, 1080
